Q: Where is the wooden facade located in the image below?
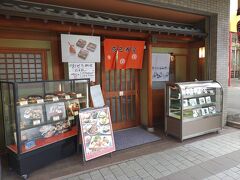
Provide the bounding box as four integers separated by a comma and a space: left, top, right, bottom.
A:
0, 2, 206, 149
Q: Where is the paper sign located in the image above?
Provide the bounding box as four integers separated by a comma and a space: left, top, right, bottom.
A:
152, 53, 170, 81
68, 63, 95, 82
79, 107, 115, 161
61, 34, 100, 63
90, 85, 105, 108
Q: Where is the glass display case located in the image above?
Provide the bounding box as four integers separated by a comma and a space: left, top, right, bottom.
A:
165, 80, 223, 141
0, 79, 89, 177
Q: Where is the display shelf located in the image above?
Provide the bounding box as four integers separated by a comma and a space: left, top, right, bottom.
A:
165, 80, 223, 141
8, 126, 77, 154
182, 92, 215, 99
183, 102, 216, 110
0, 79, 90, 176
20, 118, 69, 131
183, 113, 222, 123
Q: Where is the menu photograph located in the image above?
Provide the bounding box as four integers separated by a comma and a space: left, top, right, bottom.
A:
61, 34, 100, 63
79, 107, 115, 161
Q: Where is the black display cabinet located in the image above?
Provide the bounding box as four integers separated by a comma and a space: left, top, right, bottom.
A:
0, 79, 90, 179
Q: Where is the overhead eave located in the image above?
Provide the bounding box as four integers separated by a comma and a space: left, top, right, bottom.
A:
0, 0, 206, 38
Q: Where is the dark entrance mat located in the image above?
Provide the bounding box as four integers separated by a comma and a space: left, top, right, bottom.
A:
113, 127, 161, 151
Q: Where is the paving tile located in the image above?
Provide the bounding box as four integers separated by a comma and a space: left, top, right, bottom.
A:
135, 168, 150, 178
67, 176, 80, 180
166, 172, 194, 180
103, 174, 117, 180
91, 174, 104, 180
129, 176, 141, 180
200, 160, 228, 174
78, 173, 91, 180
183, 166, 212, 180
212, 156, 239, 169
116, 174, 130, 180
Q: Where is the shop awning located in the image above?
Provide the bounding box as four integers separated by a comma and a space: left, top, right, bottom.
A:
0, 0, 206, 37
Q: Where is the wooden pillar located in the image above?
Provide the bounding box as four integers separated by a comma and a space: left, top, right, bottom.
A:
51, 35, 64, 80
147, 42, 153, 131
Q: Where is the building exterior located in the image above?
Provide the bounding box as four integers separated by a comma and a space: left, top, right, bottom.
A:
0, 0, 230, 155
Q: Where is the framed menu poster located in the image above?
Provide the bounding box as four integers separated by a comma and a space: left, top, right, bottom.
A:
79, 107, 115, 161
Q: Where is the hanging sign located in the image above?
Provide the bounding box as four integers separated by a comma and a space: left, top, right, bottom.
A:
68, 63, 95, 82
104, 39, 145, 70
61, 34, 100, 63
152, 53, 170, 81
79, 107, 115, 161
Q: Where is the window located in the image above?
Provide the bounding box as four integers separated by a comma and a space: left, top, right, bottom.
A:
0, 48, 47, 81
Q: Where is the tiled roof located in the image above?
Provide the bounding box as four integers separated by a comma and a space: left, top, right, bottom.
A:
0, 0, 206, 37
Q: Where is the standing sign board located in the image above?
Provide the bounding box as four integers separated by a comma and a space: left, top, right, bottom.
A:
61, 34, 100, 63
152, 53, 170, 81
79, 107, 115, 161
90, 85, 105, 108
68, 63, 95, 82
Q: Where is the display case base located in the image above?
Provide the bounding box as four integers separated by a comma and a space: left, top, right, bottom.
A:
166, 115, 222, 141
7, 136, 77, 177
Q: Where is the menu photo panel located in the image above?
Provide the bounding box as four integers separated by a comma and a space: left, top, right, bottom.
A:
79, 106, 115, 161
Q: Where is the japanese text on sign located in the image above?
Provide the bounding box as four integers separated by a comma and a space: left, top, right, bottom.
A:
68, 63, 95, 82
152, 53, 170, 81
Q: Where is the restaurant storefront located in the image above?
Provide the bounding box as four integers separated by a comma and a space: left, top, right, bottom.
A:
0, 0, 229, 177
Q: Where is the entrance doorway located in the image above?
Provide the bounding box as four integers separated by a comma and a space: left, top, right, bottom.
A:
102, 68, 140, 130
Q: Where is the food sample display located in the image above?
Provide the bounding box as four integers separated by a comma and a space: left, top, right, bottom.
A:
76, 39, 87, 48
78, 49, 89, 59
1, 78, 90, 177
18, 105, 44, 128
46, 102, 66, 121
86, 42, 97, 52
165, 81, 223, 141
66, 99, 80, 114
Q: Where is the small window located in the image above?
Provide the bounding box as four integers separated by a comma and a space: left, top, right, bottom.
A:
0, 48, 47, 81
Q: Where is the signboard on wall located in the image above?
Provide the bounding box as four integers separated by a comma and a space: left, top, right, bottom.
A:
152, 53, 170, 81
61, 34, 100, 63
79, 107, 115, 161
68, 63, 95, 82
104, 39, 145, 70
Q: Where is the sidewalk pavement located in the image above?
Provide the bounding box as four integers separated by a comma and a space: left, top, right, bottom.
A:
54, 130, 240, 180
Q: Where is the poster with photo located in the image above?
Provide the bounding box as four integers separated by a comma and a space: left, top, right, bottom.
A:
183, 100, 188, 107
192, 108, 201, 118
205, 96, 212, 104
189, 88, 194, 95
199, 97, 206, 105
79, 107, 115, 161
61, 34, 100, 63
189, 98, 197, 106
201, 108, 209, 116
209, 106, 217, 114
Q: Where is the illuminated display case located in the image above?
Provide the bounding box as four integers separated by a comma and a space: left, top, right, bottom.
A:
165, 80, 223, 141
0, 79, 89, 178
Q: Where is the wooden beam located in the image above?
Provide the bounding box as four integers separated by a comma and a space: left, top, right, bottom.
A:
0, 28, 53, 41
0, 17, 148, 39
152, 42, 189, 48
